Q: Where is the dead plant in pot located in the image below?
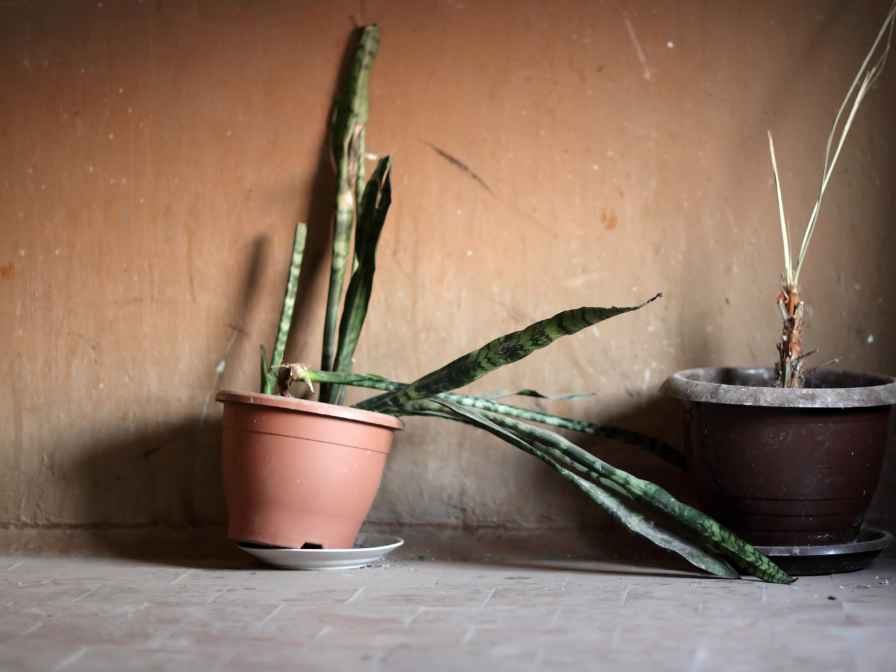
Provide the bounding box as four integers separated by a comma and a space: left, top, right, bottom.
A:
664, 3, 896, 568
217, 25, 795, 583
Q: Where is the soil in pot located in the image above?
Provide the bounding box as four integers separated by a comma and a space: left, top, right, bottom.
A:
216, 391, 402, 549
662, 368, 896, 547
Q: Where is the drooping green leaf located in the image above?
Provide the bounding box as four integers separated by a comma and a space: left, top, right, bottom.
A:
482, 412, 793, 584
319, 25, 380, 403
480, 389, 594, 401
275, 366, 786, 582
330, 157, 392, 404
287, 368, 684, 468
408, 399, 739, 580
261, 223, 307, 394
357, 293, 662, 411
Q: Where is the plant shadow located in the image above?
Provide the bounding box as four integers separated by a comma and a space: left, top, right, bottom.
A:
60, 28, 379, 569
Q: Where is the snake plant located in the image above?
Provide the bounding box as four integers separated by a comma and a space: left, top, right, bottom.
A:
256, 24, 793, 583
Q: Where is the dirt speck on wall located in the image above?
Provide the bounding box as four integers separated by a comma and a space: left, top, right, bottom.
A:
1, 0, 894, 537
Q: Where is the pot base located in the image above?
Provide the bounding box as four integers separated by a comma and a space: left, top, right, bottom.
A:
237, 533, 404, 570
755, 526, 892, 576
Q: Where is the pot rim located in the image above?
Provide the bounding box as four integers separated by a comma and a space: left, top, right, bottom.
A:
216, 390, 404, 430
662, 367, 896, 409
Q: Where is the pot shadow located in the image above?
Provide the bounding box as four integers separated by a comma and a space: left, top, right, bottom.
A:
60, 28, 378, 569
62, 233, 269, 568
65, 416, 251, 569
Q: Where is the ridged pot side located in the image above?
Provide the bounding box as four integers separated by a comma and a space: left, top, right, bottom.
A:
663, 368, 896, 547
217, 391, 402, 549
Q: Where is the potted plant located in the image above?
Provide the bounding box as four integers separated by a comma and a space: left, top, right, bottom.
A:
217, 24, 796, 584
663, 4, 896, 554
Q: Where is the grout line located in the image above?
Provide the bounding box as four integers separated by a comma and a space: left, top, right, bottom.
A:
313, 625, 333, 640
206, 589, 227, 604
403, 606, 425, 627
548, 606, 562, 628
257, 603, 284, 628
345, 586, 366, 605
689, 644, 709, 672
71, 585, 100, 603
20, 621, 45, 637
169, 570, 193, 585
54, 646, 88, 671
610, 622, 623, 650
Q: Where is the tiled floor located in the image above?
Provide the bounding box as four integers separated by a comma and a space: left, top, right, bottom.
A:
0, 548, 894, 671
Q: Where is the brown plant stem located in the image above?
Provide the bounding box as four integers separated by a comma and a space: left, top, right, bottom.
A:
776, 284, 806, 387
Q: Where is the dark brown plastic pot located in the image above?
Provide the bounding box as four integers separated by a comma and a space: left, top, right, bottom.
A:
663, 368, 896, 546
216, 391, 402, 549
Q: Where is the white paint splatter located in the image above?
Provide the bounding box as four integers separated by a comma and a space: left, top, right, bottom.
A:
200, 329, 240, 425
624, 16, 653, 81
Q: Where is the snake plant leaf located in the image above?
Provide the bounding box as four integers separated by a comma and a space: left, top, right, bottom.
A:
480, 389, 594, 401
357, 293, 661, 411
261, 223, 307, 394
320, 25, 380, 404
415, 399, 739, 580
483, 413, 793, 584
260, 346, 273, 394
330, 157, 392, 404
284, 368, 684, 469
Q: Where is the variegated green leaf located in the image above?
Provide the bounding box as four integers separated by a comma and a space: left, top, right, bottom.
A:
330, 157, 392, 404
320, 25, 380, 403
261, 223, 306, 394
357, 293, 661, 411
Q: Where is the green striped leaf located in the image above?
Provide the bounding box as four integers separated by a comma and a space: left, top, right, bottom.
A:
410, 400, 740, 580
331, 157, 392, 403
481, 389, 594, 401
357, 293, 661, 411
261, 223, 307, 394
483, 412, 793, 584
284, 368, 684, 469
319, 25, 380, 404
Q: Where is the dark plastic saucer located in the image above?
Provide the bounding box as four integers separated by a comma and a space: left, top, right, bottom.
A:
756, 527, 892, 576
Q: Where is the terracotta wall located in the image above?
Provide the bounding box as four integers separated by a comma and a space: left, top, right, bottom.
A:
2, 0, 895, 539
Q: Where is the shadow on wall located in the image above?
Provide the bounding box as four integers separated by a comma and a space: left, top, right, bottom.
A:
66, 416, 235, 566
55, 26, 339, 563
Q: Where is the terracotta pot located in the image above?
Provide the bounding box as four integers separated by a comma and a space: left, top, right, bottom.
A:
662, 368, 896, 547
216, 391, 402, 549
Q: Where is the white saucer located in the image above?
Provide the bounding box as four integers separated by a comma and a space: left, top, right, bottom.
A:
237, 533, 404, 570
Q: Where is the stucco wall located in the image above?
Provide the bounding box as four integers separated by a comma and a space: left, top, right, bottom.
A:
2, 0, 895, 539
